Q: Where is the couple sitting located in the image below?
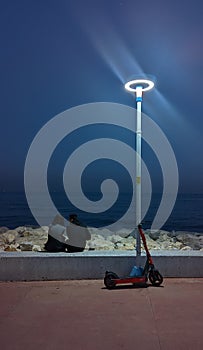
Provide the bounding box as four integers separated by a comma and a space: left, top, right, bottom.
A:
44, 214, 91, 253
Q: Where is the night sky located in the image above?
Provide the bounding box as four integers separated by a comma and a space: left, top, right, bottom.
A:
1, 0, 203, 193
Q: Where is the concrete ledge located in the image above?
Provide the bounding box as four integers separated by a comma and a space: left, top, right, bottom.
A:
0, 250, 202, 281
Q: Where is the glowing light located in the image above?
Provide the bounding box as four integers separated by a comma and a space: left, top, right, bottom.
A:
124, 79, 154, 92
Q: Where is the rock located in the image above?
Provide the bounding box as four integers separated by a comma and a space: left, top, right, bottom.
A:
199, 236, 203, 248
2, 230, 19, 244
124, 236, 136, 244
41, 226, 49, 234
148, 230, 160, 241
95, 228, 114, 239
31, 227, 48, 237
114, 242, 124, 249
158, 232, 170, 243
5, 233, 16, 244
167, 230, 178, 238
16, 226, 28, 234
20, 242, 33, 251
21, 230, 32, 237
126, 228, 136, 238
86, 241, 96, 250
32, 245, 42, 252
107, 234, 124, 244
116, 229, 133, 238
1, 225, 202, 252
122, 243, 135, 250
181, 246, 192, 250
86, 236, 114, 250
174, 241, 184, 249
0, 227, 9, 234
4, 244, 19, 252
176, 233, 201, 250
115, 242, 135, 250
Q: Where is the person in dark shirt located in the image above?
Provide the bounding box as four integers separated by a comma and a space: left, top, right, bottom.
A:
66, 214, 91, 252
44, 214, 91, 253
44, 214, 67, 252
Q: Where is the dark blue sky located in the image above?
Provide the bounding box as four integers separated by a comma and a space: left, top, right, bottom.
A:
1, 0, 203, 193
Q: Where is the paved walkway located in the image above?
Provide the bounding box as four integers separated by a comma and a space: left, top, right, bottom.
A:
0, 278, 202, 350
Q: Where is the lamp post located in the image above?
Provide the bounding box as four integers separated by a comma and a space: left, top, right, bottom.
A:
124, 79, 154, 258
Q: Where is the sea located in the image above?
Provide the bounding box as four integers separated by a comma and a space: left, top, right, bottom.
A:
0, 192, 203, 233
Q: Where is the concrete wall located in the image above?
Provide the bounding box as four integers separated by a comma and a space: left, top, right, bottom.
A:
0, 250, 202, 281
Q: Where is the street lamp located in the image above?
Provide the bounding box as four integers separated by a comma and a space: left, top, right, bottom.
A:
124, 79, 154, 258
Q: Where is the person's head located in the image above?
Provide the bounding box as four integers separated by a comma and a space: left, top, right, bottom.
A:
69, 214, 78, 223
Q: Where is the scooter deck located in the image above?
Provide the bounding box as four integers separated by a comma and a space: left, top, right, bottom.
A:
113, 276, 147, 285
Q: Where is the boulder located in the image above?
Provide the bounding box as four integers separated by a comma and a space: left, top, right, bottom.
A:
114, 242, 135, 250
122, 243, 135, 250
176, 233, 202, 250
2, 230, 19, 244
86, 236, 114, 250
32, 245, 42, 252
148, 230, 160, 241
1, 225, 202, 252
167, 230, 178, 238
20, 242, 33, 251
107, 234, 124, 244
115, 229, 133, 238
181, 245, 192, 251
0, 227, 9, 234
4, 243, 20, 252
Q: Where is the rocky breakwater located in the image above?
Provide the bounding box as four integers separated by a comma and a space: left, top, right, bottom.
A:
0, 226, 203, 252
0, 226, 48, 252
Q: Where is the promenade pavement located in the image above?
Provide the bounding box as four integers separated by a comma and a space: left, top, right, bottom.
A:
0, 278, 202, 350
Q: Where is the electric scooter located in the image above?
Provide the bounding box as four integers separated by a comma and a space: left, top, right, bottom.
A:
104, 224, 163, 289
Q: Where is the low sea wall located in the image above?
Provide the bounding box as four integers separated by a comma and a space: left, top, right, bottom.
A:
0, 250, 202, 281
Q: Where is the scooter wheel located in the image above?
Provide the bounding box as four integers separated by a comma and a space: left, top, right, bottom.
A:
104, 272, 119, 289
149, 270, 163, 286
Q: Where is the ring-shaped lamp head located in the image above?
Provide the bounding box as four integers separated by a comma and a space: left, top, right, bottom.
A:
125, 79, 154, 93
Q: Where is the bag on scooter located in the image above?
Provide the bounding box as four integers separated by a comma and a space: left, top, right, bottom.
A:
129, 266, 143, 277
